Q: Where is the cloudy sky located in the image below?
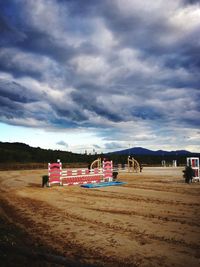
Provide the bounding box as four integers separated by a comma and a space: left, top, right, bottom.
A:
0, 0, 200, 153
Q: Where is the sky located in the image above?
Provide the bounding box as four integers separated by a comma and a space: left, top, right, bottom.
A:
0, 0, 200, 154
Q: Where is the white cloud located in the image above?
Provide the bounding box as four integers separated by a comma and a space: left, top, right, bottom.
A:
70, 55, 109, 75
114, 0, 181, 18
91, 18, 118, 50
169, 4, 200, 32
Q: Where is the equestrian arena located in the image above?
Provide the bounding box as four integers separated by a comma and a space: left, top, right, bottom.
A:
0, 166, 200, 267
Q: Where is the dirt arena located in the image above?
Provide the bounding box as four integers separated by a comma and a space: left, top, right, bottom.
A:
0, 167, 200, 267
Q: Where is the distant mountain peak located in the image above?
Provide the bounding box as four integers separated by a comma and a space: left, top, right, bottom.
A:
108, 147, 193, 155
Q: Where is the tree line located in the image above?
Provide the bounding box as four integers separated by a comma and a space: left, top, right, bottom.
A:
0, 142, 199, 166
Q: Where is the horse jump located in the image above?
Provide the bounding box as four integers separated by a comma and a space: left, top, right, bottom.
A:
127, 156, 141, 172
47, 160, 113, 187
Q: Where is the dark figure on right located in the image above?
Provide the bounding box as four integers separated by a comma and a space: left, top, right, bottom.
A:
112, 171, 118, 181
183, 165, 194, 184
139, 163, 143, 172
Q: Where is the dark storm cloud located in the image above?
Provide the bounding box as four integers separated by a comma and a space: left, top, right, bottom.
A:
130, 106, 164, 121
0, 92, 26, 125
0, 4, 26, 45
183, 0, 200, 4
71, 90, 122, 122
0, 54, 41, 80
0, 95, 22, 113
16, 30, 75, 63
55, 105, 88, 122
56, 140, 68, 147
0, 79, 49, 127
0, 0, 199, 149
0, 79, 37, 103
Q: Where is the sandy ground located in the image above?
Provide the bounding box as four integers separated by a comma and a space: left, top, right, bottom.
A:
0, 167, 200, 267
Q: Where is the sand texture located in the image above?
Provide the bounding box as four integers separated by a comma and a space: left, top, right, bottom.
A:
0, 167, 200, 266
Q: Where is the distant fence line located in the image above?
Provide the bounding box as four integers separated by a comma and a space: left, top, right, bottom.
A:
0, 162, 186, 171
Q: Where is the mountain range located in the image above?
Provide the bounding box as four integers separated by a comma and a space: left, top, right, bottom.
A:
108, 147, 195, 156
